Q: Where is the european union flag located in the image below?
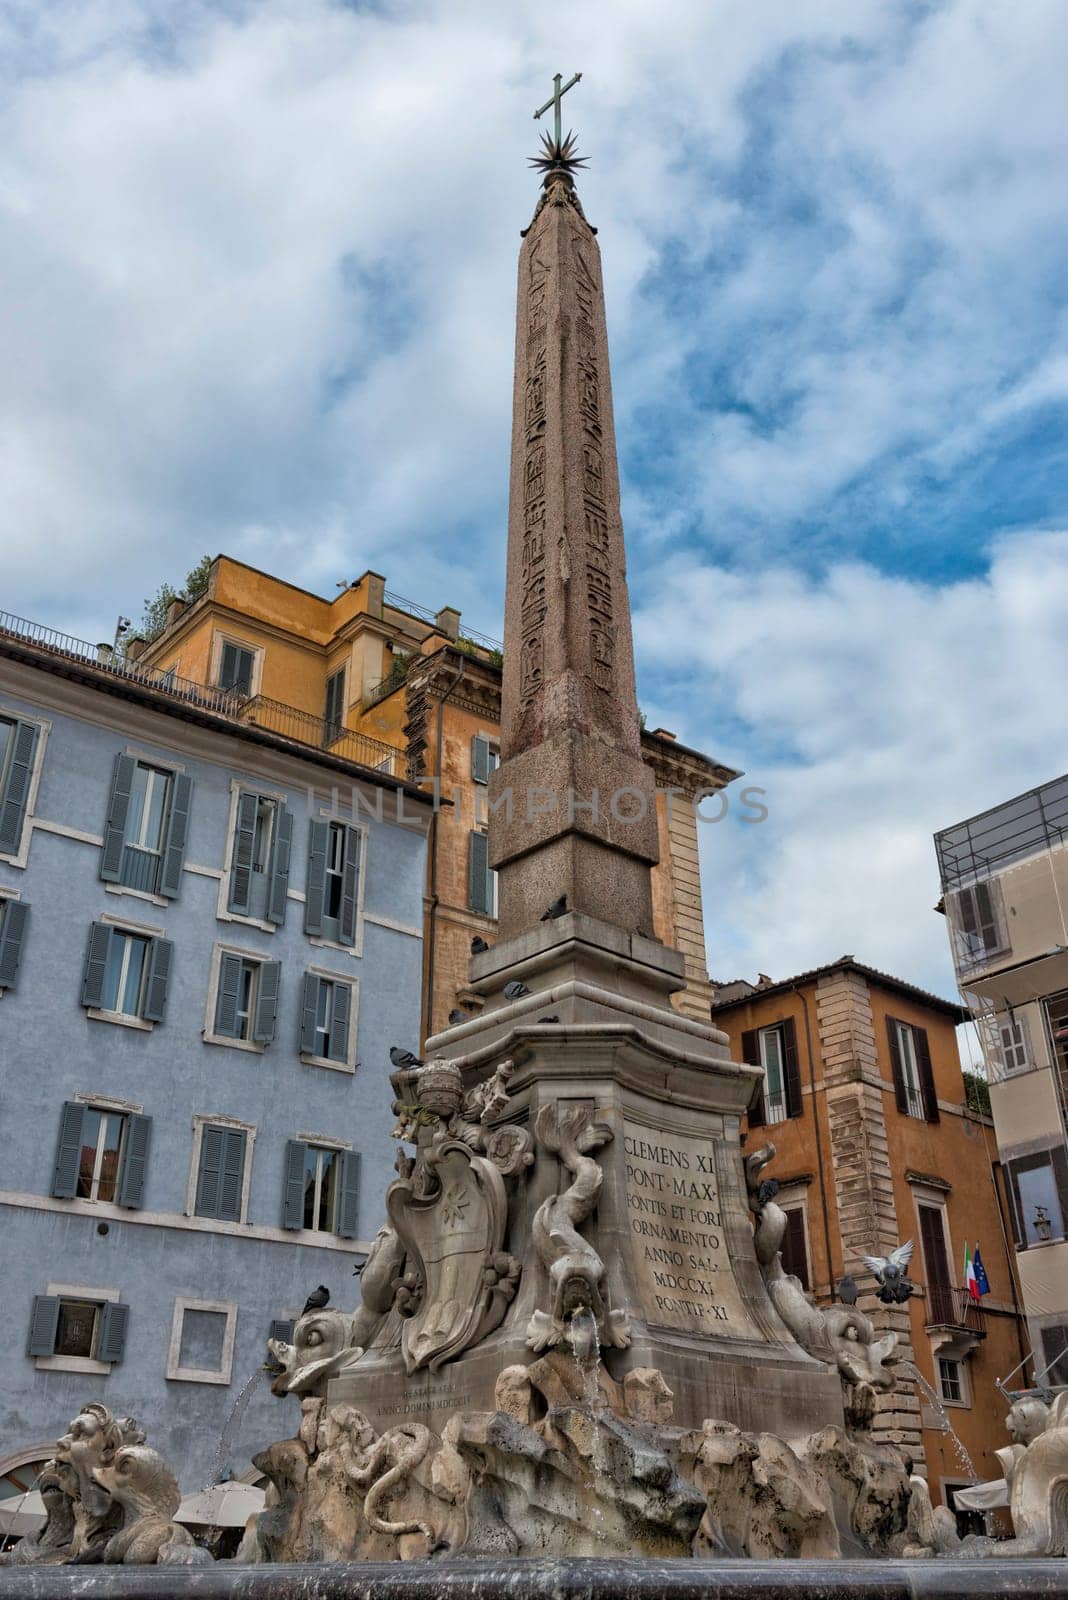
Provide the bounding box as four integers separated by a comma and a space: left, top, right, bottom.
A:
973, 1243, 991, 1296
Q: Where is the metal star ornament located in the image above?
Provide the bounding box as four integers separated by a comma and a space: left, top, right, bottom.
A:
529, 129, 588, 176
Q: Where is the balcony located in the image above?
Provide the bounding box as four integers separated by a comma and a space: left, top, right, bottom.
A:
936, 773, 1068, 893
924, 1285, 986, 1360
0, 610, 406, 780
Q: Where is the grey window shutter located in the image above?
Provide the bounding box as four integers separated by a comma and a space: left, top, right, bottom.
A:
215, 952, 244, 1037
228, 792, 259, 915
266, 805, 293, 926
52, 1102, 86, 1198
97, 1302, 130, 1364
0, 899, 29, 988
0, 720, 38, 856
338, 827, 360, 946
329, 980, 352, 1063
781, 1018, 803, 1118
100, 754, 136, 882
282, 1140, 307, 1229
142, 937, 173, 1023
336, 1150, 360, 1238
218, 1129, 247, 1222
81, 921, 113, 1009
471, 734, 490, 785
220, 641, 239, 689
886, 1016, 910, 1115
299, 971, 320, 1054
269, 1318, 295, 1345
304, 820, 329, 935
27, 1295, 60, 1357
740, 1029, 765, 1127
915, 1025, 940, 1124
116, 1114, 151, 1209
196, 1126, 225, 1217
253, 960, 281, 1044
468, 830, 491, 914
158, 773, 193, 899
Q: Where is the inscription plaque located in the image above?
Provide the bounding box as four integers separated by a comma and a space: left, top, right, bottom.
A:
623, 1120, 760, 1341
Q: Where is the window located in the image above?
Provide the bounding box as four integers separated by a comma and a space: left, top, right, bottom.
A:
305, 820, 361, 947
51, 1102, 151, 1208
0, 897, 28, 989
226, 790, 293, 925
471, 734, 499, 786
780, 1205, 810, 1290
950, 880, 1007, 969
1040, 1324, 1068, 1386
1006, 1147, 1068, 1248
323, 668, 346, 746
944, 1483, 986, 1540
99, 754, 192, 900
0, 715, 40, 858
938, 1357, 964, 1404
998, 1014, 1032, 1076
194, 1126, 248, 1223
886, 1016, 939, 1122
468, 829, 497, 917
218, 641, 256, 696
166, 1299, 237, 1385
299, 971, 357, 1071
26, 1291, 129, 1368
741, 1019, 801, 1126
282, 1139, 360, 1237
208, 949, 280, 1048
81, 922, 173, 1026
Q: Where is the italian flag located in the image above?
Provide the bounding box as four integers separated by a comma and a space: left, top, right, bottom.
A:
964, 1242, 980, 1301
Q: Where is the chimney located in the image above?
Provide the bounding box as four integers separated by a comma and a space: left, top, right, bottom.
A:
165, 598, 185, 628
125, 636, 147, 662
435, 607, 461, 641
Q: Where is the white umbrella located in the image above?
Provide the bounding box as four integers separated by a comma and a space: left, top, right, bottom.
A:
0, 1491, 46, 1537
175, 1482, 265, 1528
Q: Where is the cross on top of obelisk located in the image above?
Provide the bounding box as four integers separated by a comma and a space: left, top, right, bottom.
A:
531, 71, 588, 173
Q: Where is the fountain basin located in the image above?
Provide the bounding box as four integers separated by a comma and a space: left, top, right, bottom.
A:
0, 1556, 1065, 1600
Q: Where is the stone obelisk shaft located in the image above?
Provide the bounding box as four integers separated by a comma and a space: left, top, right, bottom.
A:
488, 173, 659, 938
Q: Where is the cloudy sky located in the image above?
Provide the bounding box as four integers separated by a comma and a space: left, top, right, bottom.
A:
2, 0, 1066, 1003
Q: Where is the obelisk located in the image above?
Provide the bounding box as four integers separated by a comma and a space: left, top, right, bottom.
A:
488, 123, 660, 939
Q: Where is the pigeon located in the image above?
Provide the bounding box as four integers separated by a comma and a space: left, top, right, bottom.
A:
448, 1009, 467, 1026
389, 1046, 422, 1069
540, 894, 568, 921
351, 1255, 368, 1277
471, 936, 490, 954
538, 1014, 560, 1024
862, 1241, 915, 1303
503, 980, 530, 999
756, 1178, 779, 1209
837, 1275, 859, 1306
302, 1285, 330, 1316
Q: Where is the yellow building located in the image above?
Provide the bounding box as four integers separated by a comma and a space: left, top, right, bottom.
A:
139, 556, 739, 1042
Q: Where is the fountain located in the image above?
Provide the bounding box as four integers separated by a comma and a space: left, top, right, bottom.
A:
1, 76, 1066, 1597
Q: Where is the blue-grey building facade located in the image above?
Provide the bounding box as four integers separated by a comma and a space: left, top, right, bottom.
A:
0, 632, 430, 1491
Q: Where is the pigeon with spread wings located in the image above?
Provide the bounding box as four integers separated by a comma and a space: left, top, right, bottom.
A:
862, 1240, 915, 1304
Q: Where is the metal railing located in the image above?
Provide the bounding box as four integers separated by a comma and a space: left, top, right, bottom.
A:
0, 610, 405, 778
936, 772, 1068, 892
383, 589, 502, 653
239, 696, 403, 775
924, 1285, 986, 1335
0, 609, 244, 716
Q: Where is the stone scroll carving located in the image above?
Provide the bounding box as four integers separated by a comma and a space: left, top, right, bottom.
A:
526, 1102, 630, 1354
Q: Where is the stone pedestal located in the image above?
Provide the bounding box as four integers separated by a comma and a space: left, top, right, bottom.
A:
330, 916, 844, 1442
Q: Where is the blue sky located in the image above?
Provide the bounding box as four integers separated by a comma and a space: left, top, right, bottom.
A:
2, 0, 1066, 1000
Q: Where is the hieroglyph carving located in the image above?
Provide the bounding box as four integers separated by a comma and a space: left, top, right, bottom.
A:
527, 1101, 630, 1353
521, 248, 550, 701
573, 242, 615, 692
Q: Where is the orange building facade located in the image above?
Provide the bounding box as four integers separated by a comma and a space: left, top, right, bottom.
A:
711, 958, 1029, 1531
138, 556, 737, 1043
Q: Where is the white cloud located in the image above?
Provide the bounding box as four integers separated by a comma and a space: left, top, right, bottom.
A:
634, 528, 1068, 997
